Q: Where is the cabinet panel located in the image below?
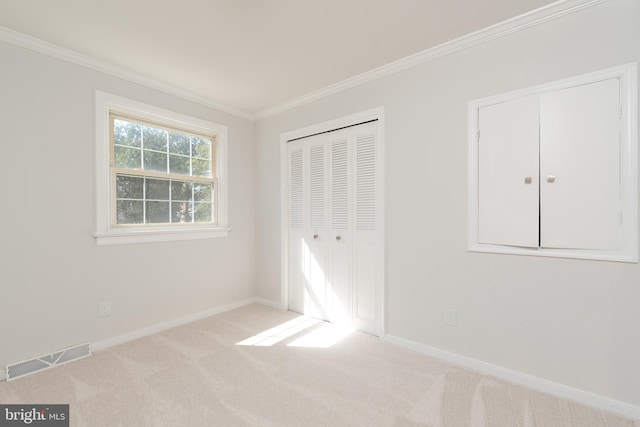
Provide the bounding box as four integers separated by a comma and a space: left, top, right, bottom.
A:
288, 232, 305, 314
289, 148, 304, 230
354, 241, 377, 334
309, 145, 326, 229
540, 79, 621, 250
478, 95, 540, 247
355, 133, 377, 231
330, 138, 349, 230
304, 233, 328, 320
328, 233, 351, 325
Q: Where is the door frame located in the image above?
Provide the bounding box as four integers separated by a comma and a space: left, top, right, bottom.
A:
280, 107, 386, 336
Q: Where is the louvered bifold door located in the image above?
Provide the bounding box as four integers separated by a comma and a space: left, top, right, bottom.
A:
288, 120, 382, 335
287, 139, 329, 321
352, 122, 380, 335
306, 142, 329, 320
289, 148, 304, 230
328, 132, 352, 325
288, 145, 306, 314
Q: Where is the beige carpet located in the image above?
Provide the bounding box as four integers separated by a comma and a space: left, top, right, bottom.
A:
0, 304, 637, 426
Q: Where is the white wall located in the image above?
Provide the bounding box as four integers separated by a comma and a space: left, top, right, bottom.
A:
0, 41, 256, 370
255, 0, 640, 407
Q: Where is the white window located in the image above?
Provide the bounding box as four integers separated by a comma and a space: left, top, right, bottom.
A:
468, 64, 637, 262
94, 91, 228, 245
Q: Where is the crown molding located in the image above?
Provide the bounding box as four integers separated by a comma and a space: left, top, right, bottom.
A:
0, 26, 256, 121
0, 0, 608, 122
256, 0, 609, 120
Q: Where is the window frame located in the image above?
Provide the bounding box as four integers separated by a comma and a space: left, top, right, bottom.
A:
468, 63, 638, 263
94, 91, 229, 246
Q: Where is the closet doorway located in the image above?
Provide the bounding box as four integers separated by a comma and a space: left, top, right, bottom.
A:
281, 108, 384, 336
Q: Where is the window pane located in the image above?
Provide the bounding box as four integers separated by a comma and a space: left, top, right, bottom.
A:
114, 146, 141, 169
194, 202, 213, 223
117, 200, 143, 224
169, 132, 191, 155
114, 119, 141, 147
171, 180, 192, 201
192, 137, 211, 159
193, 183, 212, 202
172, 201, 192, 223
169, 155, 190, 175
144, 150, 167, 172
143, 126, 167, 151
116, 175, 143, 199
108, 109, 221, 230
146, 178, 170, 200
192, 158, 211, 177
146, 201, 170, 223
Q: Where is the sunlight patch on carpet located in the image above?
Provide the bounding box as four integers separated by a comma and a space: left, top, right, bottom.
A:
287, 323, 353, 348
235, 316, 320, 346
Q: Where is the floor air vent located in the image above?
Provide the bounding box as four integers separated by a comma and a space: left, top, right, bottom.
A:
6, 343, 91, 381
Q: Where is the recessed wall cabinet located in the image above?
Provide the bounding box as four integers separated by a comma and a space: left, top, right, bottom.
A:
468, 64, 638, 262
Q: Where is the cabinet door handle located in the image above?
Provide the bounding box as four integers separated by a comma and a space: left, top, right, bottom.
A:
336, 236, 342, 241
524, 177, 532, 184
547, 175, 556, 183
313, 234, 319, 240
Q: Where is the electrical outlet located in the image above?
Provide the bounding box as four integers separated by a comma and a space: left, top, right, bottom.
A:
444, 309, 457, 326
98, 301, 112, 317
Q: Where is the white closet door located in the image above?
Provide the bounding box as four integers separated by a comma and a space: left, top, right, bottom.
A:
288, 147, 305, 314
288, 139, 329, 321
540, 78, 621, 250
478, 95, 540, 247
352, 123, 380, 335
306, 142, 329, 320
287, 120, 382, 336
328, 134, 352, 325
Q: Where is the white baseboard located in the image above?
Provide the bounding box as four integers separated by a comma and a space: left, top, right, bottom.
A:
92, 297, 261, 352
253, 297, 282, 309
384, 334, 640, 421
1, 298, 280, 383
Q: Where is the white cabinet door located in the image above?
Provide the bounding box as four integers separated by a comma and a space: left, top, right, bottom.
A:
540, 78, 621, 250
478, 95, 540, 247
477, 79, 621, 251
470, 64, 636, 262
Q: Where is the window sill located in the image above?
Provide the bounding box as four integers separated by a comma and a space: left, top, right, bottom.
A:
93, 226, 230, 246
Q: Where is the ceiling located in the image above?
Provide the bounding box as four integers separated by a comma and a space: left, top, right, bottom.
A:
0, 0, 558, 116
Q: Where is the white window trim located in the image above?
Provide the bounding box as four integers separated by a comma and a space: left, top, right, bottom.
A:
468, 63, 638, 263
94, 91, 229, 246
